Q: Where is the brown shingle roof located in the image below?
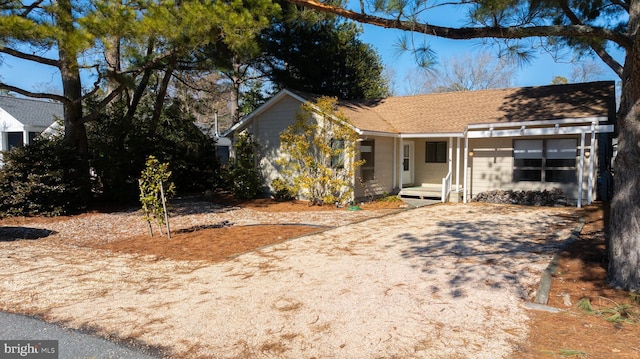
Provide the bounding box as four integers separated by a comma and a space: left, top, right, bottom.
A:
337, 81, 615, 135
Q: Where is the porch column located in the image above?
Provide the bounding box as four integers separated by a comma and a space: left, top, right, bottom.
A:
448, 137, 453, 192
456, 137, 460, 193
463, 135, 469, 203
587, 124, 596, 205
22, 129, 29, 146
578, 132, 585, 208
393, 138, 404, 190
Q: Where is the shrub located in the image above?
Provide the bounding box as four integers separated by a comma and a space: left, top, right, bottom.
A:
227, 132, 262, 200
271, 178, 295, 201
0, 137, 88, 217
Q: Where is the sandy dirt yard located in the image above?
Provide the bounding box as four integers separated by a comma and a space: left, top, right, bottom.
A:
0, 200, 580, 358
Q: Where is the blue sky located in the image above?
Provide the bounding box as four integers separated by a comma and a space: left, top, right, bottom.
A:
359, 23, 624, 96
0, 3, 625, 98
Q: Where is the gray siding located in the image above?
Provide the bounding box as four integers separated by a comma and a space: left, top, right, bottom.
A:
467, 136, 596, 202
354, 136, 396, 199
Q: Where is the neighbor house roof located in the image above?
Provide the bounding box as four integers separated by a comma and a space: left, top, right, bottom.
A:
337, 81, 616, 135
0, 96, 64, 128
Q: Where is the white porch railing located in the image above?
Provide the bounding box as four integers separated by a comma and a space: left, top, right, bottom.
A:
441, 171, 452, 203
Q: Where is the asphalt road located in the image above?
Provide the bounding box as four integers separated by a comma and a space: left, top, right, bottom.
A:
0, 312, 163, 358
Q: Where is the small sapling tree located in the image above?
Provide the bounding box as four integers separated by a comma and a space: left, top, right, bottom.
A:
278, 97, 363, 206
139, 156, 175, 239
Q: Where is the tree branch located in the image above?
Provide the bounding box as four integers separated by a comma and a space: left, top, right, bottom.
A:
0, 82, 70, 105
0, 47, 59, 67
284, 0, 633, 49
558, 0, 624, 78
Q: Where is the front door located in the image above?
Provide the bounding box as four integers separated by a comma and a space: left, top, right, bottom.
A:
402, 141, 414, 185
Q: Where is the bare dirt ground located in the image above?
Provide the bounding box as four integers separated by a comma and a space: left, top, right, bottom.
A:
0, 197, 637, 358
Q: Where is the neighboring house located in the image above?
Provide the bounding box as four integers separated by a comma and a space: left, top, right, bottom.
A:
195, 121, 232, 165
0, 96, 63, 153
226, 81, 616, 207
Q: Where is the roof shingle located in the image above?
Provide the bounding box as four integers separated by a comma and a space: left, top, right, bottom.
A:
337, 81, 615, 134
0, 96, 64, 128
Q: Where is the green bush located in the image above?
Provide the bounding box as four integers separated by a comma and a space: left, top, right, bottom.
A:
87, 99, 221, 205
0, 137, 88, 217
227, 133, 263, 200
271, 178, 295, 201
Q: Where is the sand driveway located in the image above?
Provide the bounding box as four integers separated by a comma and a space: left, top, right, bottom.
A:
0, 203, 578, 358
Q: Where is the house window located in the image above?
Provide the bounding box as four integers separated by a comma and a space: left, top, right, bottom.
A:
426, 141, 447, 163
360, 140, 375, 181
513, 139, 577, 183
331, 139, 345, 169
7, 132, 23, 150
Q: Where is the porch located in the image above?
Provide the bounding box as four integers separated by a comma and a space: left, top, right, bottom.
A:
399, 183, 462, 202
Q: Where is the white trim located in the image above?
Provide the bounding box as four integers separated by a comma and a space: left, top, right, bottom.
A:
463, 135, 469, 203
588, 124, 596, 205
578, 133, 586, 208
455, 137, 460, 193
358, 130, 400, 137
467, 124, 614, 138
466, 116, 608, 130
223, 89, 309, 136
400, 133, 464, 139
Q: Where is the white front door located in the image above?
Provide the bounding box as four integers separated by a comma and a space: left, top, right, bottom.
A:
402, 141, 414, 185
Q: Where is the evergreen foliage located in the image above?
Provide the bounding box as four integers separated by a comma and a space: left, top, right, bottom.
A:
260, 2, 388, 100
87, 99, 221, 205
228, 132, 263, 200
0, 137, 88, 217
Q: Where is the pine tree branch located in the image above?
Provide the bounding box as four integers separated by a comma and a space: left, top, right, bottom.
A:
284, 0, 632, 49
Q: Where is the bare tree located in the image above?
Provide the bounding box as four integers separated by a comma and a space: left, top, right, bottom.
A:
423, 51, 516, 93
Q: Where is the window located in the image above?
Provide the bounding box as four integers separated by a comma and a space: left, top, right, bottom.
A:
7, 132, 23, 150
513, 139, 577, 183
426, 141, 447, 163
331, 139, 345, 169
360, 140, 375, 181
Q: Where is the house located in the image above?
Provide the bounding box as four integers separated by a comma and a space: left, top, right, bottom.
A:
0, 96, 63, 152
226, 81, 616, 207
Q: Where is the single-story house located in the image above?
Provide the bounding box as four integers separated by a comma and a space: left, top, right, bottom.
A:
0, 96, 63, 152
225, 81, 616, 207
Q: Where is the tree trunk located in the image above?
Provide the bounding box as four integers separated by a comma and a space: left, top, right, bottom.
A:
608, 3, 640, 291
57, 0, 91, 204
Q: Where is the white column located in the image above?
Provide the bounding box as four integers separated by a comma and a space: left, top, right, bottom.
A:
393, 137, 397, 189
578, 132, 585, 208
22, 129, 29, 146
456, 137, 460, 193
463, 135, 469, 203
588, 124, 596, 204
448, 137, 453, 191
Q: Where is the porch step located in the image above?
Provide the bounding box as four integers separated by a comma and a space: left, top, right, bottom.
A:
399, 184, 442, 200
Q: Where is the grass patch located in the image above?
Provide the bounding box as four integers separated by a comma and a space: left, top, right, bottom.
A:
558, 349, 586, 357
577, 297, 638, 323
